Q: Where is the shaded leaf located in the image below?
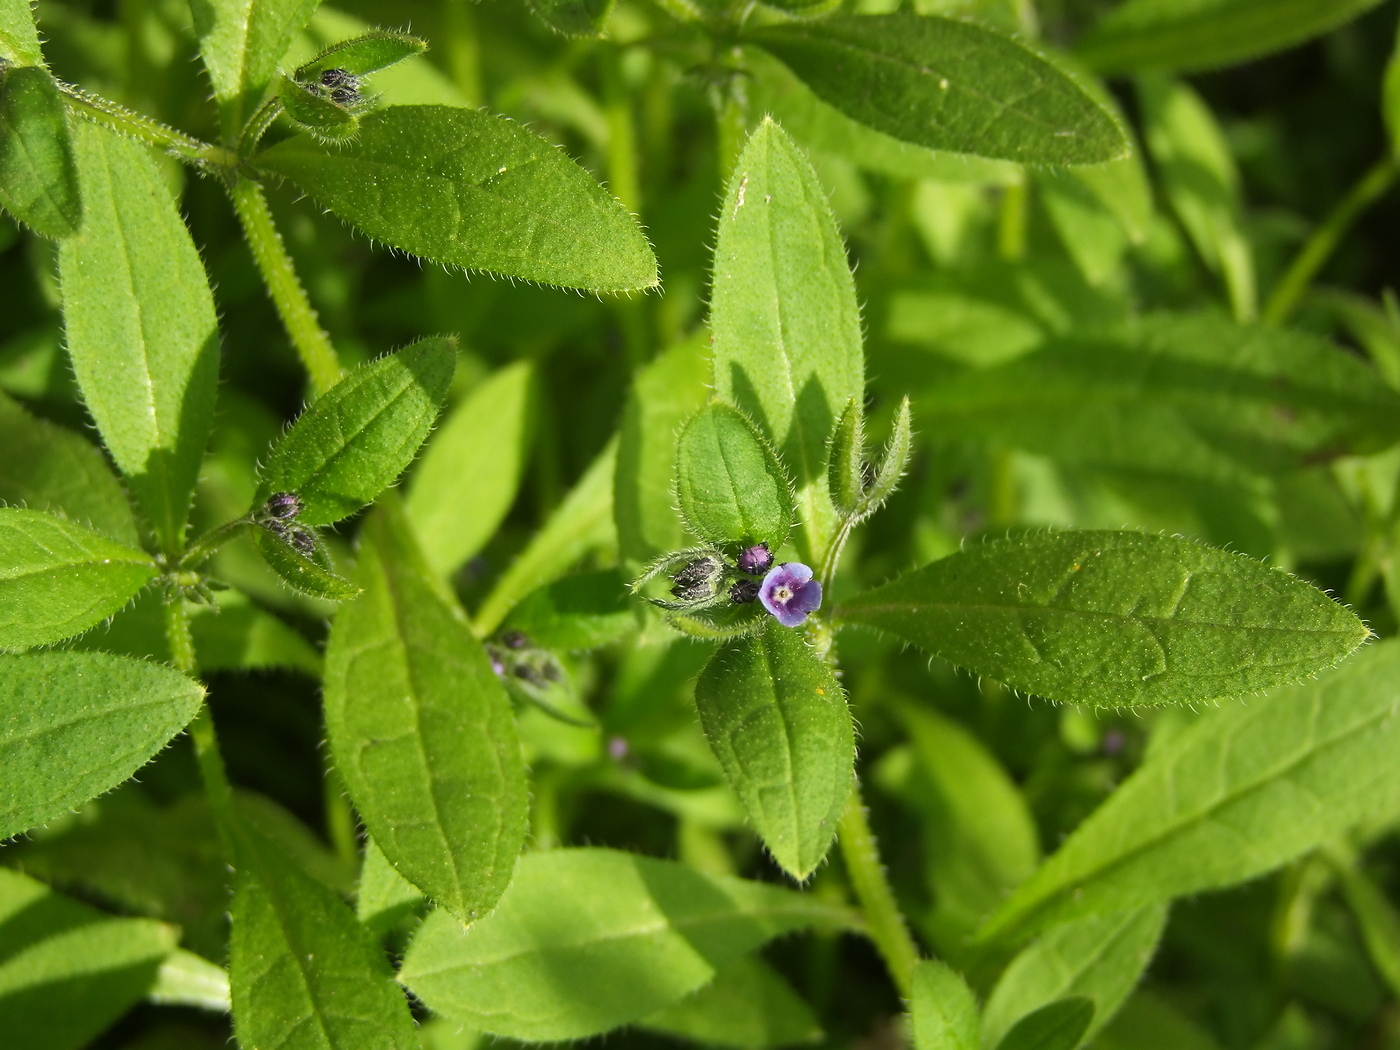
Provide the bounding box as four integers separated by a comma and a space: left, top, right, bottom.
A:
190, 0, 322, 133
0, 65, 81, 238
910, 959, 978, 1050
148, 949, 231, 1012
640, 955, 823, 1050
254, 524, 361, 601
994, 998, 1093, 1050
677, 400, 795, 552
1092, 992, 1226, 1050
502, 569, 636, 651
279, 75, 360, 141
356, 837, 424, 938
256, 105, 658, 292
526, 0, 614, 38
398, 847, 859, 1041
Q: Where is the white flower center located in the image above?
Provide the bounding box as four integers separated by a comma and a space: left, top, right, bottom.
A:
773, 585, 792, 603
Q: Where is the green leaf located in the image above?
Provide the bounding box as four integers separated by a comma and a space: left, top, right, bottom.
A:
407, 360, 536, 576
910, 959, 979, 1050
676, 400, 795, 552
711, 119, 862, 555
398, 847, 860, 1041
1139, 77, 1254, 321
294, 29, 427, 81
994, 998, 1094, 1050
0, 390, 140, 547
229, 821, 419, 1050
694, 622, 853, 879
981, 905, 1168, 1048
1076, 0, 1385, 75
253, 524, 362, 601
917, 313, 1400, 481
827, 400, 864, 519
616, 333, 712, 565
148, 949, 231, 1012
0, 65, 80, 238
0, 0, 43, 66
0, 868, 178, 1050
860, 396, 913, 519
190, 0, 322, 133
640, 955, 823, 1050
0, 508, 156, 647
259, 336, 455, 526
747, 15, 1129, 166
1330, 850, 1400, 1000
190, 591, 322, 675
0, 650, 202, 842
255, 105, 658, 293
526, 0, 614, 38
979, 640, 1400, 943
1092, 992, 1226, 1050
474, 438, 616, 634
356, 837, 424, 938
58, 122, 220, 556
503, 569, 636, 651
837, 530, 1368, 708
324, 502, 528, 923
278, 74, 360, 142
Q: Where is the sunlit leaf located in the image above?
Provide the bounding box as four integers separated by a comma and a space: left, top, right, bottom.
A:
0, 65, 81, 238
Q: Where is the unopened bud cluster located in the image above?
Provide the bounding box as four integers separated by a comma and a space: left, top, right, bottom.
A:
633, 541, 820, 628
256, 491, 322, 562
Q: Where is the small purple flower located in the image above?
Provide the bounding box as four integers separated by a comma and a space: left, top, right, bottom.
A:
759, 562, 822, 627
737, 543, 773, 576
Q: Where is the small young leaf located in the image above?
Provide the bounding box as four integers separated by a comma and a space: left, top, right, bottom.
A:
190, 0, 322, 133
58, 122, 220, 557
229, 821, 419, 1050
981, 906, 1168, 1048
747, 15, 1129, 165
147, 948, 231, 1012
838, 530, 1367, 708
0, 65, 81, 238
255, 105, 658, 293
910, 959, 979, 1050
827, 399, 864, 518
1076, 0, 1385, 76
0, 508, 157, 647
994, 998, 1094, 1050
397, 847, 859, 1041
0, 868, 179, 1050
0, 651, 203, 841
324, 502, 528, 923
694, 622, 853, 879
278, 75, 359, 141
294, 29, 427, 81
526, 0, 614, 37
258, 336, 455, 526
979, 640, 1400, 943
0, 391, 140, 546
640, 955, 823, 1050
407, 360, 537, 576
0, 0, 44, 66
502, 569, 635, 651
253, 524, 361, 601
861, 396, 912, 518
676, 400, 795, 551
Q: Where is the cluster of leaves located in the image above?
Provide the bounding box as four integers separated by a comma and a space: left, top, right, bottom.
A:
3, 0, 1400, 1048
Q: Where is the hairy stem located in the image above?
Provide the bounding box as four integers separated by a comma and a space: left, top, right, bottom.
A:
1264, 156, 1399, 324
60, 83, 238, 169
837, 781, 921, 998
163, 596, 236, 836
228, 177, 343, 396
237, 96, 283, 158
180, 517, 253, 570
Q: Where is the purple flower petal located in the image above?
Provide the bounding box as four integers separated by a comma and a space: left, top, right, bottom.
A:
738, 543, 773, 575
759, 562, 823, 627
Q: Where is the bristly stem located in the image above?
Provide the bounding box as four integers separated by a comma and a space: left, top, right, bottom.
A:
837, 780, 921, 999
1263, 155, 1398, 325
163, 595, 236, 840
60, 82, 238, 169
237, 96, 283, 158
180, 517, 254, 570
228, 176, 344, 397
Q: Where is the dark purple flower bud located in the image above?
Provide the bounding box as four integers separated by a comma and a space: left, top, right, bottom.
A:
289, 528, 317, 559
329, 85, 360, 107
759, 562, 823, 628
729, 579, 760, 604
514, 663, 545, 686
501, 629, 530, 650
673, 555, 722, 589
487, 646, 506, 677
264, 491, 303, 520
319, 67, 357, 89
737, 543, 773, 575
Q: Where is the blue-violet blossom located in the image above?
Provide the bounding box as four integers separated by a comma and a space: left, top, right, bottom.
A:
759, 562, 822, 627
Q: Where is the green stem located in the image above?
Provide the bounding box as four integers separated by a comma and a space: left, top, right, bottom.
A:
228, 177, 343, 396
819, 516, 857, 595
179, 517, 253, 570
237, 96, 283, 158
997, 176, 1028, 262
60, 83, 237, 169
1263, 156, 1399, 325
163, 596, 236, 837
837, 782, 921, 998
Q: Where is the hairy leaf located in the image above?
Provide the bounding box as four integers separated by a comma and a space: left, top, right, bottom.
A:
694, 622, 853, 879
398, 847, 859, 1041
980, 640, 1400, 942
294, 29, 427, 81
253, 524, 361, 601
837, 530, 1367, 708
0, 651, 203, 841
0, 508, 156, 647
995, 998, 1094, 1050
58, 122, 220, 556
910, 959, 979, 1050
324, 502, 528, 923
748, 15, 1128, 165
1077, 0, 1385, 75
0, 65, 80, 238
356, 837, 424, 938
676, 400, 795, 551
0, 0, 43, 66
640, 955, 823, 1050
526, 0, 613, 38
502, 569, 635, 651
190, 0, 322, 133
256, 105, 658, 292
259, 337, 455, 526
407, 360, 536, 576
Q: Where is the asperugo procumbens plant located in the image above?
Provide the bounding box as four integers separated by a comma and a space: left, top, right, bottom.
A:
0, 0, 1396, 1046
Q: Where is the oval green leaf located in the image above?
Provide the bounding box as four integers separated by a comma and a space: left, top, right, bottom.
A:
255, 105, 658, 293
0, 0, 44, 66
190, 0, 322, 133
294, 29, 427, 81
0, 508, 156, 648
694, 622, 853, 879
995, 998, 1095, 1050
0, 65, 81, 238
324, 502, 528, 923
747, 15, 1129, 165
253, 525, 361, 601
676, 400, 795, 551
640, 955, 823, 1049
911, 959, 979, 1050
838, 530, 1368, 708
258, 336, 455, 526
399, 848, 859, 1041
0, 651, 203, 841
